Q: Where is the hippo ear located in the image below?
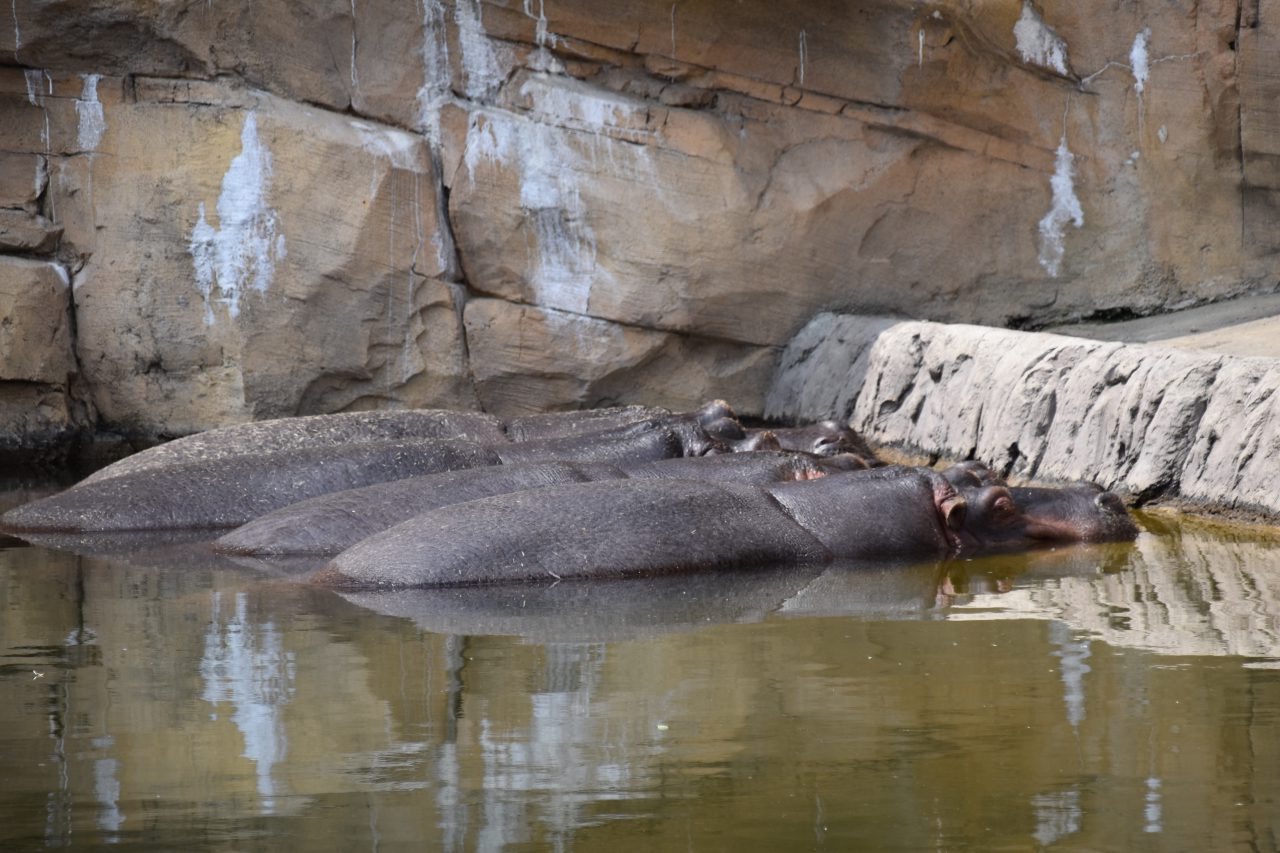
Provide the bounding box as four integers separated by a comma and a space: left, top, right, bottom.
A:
941, 494, 968, 532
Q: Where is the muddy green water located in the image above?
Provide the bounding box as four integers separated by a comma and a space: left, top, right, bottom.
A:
2, 479, 1279, 851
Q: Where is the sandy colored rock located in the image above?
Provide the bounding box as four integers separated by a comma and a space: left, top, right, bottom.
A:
0, 257, 85, 450
0, 257, 75, 384
1, 0, 1280, 447
40, 76, 474, 437
463, 298, 775, 416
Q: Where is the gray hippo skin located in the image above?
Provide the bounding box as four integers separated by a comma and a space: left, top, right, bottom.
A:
313, 465, 1138, 589
312, 470, 965, 588
1, 419, 708, 533
81, 403, 709, 486
215, 451, 829, 557
81, 409, 509, 485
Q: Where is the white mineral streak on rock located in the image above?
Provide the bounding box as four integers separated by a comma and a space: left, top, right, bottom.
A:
454, 0, 507, 100
465, 111, 596, 314
523, 0, 550, 48
188, 112, 284, 324
75, 74, 106, 152
1013, 2, 1070, 76
463, 77, 651, 316
10, 0, 19, 52
917, 27, 923, 68
349, 0, 359, 92
799, 29, 808, 84
24, 68, 40, 105
1130, 28, 1150, 95
1037, 134, 1083, 277
352, 119, 421, 171
416, 0, 450, 145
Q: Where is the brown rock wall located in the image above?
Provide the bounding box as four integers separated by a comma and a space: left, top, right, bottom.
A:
0, 0, 1275, 445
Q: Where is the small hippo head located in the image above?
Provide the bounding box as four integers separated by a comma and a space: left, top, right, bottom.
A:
695, 399, 737, 427
955, 483, 1139, 552
770, 420, 876, 458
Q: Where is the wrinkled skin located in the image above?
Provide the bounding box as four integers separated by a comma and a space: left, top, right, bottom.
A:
1, 419, 713, 533
312, 469, 962, 589
216, 451, 828, 557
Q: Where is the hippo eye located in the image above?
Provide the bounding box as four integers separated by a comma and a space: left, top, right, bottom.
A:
1096, 492, 1126, 513
987, 493, 1017, 521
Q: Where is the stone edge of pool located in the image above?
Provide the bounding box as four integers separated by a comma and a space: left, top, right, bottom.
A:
765, 313, 1280, 521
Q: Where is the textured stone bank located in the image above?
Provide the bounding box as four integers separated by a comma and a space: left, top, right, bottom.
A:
767, 315, 1280, 518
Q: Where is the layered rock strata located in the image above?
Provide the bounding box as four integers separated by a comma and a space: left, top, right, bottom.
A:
3, 1, 1279, 448
768, 314, 1280, 518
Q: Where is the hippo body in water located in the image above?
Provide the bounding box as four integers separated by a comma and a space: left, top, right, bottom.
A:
1, 419, 714, 533
313, 470, 968, 588
314, 467, 1137, 589
214, 451, 830, 557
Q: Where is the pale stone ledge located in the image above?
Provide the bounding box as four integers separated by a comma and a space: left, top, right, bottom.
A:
767, 313, 1280, 518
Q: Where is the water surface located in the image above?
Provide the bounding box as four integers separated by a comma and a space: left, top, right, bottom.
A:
2, 478, 1279, 851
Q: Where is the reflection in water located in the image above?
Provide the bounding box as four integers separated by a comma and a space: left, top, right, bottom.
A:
1048, 621, 1091, 729
1031, 787, 1081, 847
475, 643, 642, 853
4, 504, 1280, 850
91, 736, 123, 839
1145, 776, 1163, 833
199, 591, 297, 814
947, 519, 1280, 658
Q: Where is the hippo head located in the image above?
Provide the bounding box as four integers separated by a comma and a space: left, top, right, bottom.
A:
954, 483, 1139, 552
695, 399, 737, 427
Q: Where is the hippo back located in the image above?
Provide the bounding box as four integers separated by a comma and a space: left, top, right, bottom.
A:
316, 479, 832, 588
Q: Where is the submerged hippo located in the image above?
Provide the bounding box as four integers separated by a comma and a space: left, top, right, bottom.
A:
312, 467, 1137, 589
1, 418, 717, 533
214, 451, 832, 557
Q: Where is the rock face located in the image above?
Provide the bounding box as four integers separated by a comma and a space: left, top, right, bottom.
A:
768, 314, 1280, 518
1, 1, 1278, 446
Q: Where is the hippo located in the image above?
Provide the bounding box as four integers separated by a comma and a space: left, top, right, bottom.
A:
79, 409, 509, 486
0, 418, 715, 533
214, 451, 833, 557
956, 483, 1139, 549
311, 467, 1137, 589
80, 402, 726, 487
755, 420, 878, 460
310, 469, 968, 588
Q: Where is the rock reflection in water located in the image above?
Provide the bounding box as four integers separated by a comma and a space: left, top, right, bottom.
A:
945, 515, 1280, 658
199, 591, 297, 814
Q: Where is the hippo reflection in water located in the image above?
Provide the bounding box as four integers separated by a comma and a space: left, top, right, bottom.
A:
312, 465, 1137, 589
